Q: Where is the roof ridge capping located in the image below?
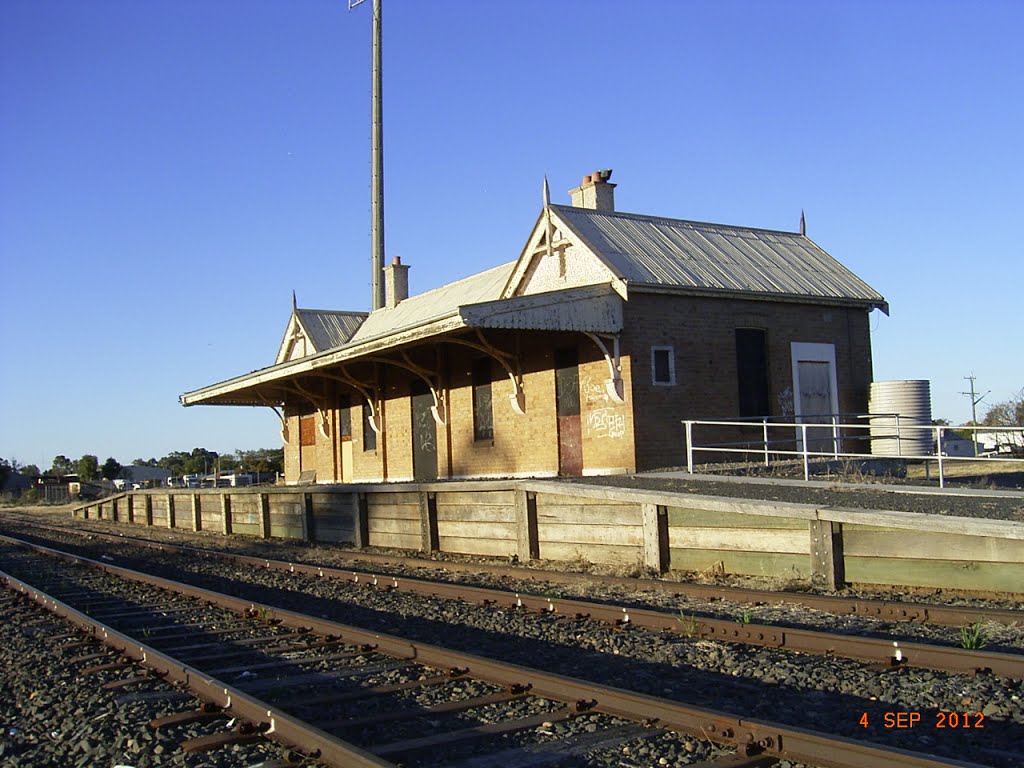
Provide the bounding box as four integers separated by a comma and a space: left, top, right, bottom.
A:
296, 307, 369, 316
550, 203, 806, 237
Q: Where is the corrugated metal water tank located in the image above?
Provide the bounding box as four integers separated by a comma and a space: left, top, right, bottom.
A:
869, 380, 933, 456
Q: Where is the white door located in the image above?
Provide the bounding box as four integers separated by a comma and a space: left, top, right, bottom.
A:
791, 343, 839, 454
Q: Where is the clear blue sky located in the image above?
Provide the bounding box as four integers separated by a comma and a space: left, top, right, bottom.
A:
2, 1, 1021, 469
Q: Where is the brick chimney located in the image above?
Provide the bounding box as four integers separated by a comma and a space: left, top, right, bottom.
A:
569, 169, 615, 211
383, 255, 409, 309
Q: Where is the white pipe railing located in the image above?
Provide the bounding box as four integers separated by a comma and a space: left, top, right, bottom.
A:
682, 417, 1024, 489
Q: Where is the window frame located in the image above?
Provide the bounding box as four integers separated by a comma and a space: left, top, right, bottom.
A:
471, 358, 494, 443
651, 345, 676, 386
362, 401, 377, 452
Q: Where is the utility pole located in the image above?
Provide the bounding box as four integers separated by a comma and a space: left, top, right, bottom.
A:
960, 374, 989, 425
350, 0, 385, 311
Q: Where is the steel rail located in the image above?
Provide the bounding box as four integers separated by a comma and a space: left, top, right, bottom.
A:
189, 548, 1024, 679
9, 522, 1019, 679
0, 569, 393, 767
0, 534, 995, 768
10, 515, 1020, 627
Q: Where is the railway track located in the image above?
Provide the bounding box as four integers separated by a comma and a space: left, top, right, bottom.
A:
4, 518, 1022, 680
9, 513, 1021, 627
0, 534, 1003, 768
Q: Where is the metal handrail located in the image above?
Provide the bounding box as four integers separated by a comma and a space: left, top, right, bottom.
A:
683, 416, 1024, 487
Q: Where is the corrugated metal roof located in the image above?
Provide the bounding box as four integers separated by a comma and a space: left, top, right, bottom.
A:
553, 205, 886, 308
347, 261, 515, 346
296, 309, 366, 352
462, 284, 623, 333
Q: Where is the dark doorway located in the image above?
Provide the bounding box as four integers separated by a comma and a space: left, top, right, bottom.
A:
554, 347, 582, 476
735, 328, 770, 417
410, 379, 438, 482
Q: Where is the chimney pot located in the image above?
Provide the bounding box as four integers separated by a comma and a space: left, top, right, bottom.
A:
569, 168, 616, 211
392, 255, 401, 265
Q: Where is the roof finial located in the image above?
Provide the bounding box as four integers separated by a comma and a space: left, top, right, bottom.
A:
292, 289, 297, 311
542, 175, 556, 268
799, 209, 806, 236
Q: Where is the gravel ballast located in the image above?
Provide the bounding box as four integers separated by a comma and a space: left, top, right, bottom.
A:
2, 520, 1021, 767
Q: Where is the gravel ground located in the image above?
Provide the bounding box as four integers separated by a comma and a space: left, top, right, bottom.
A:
566, 472, 1024, 521
0, 543, 732, 768
0, 590, 298, 767
2, 522, 1021, 768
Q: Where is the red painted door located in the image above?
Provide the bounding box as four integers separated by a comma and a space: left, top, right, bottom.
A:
555, 348, 582, 476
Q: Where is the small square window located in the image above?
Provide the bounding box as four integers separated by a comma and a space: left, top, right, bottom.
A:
652, 346, 675, 386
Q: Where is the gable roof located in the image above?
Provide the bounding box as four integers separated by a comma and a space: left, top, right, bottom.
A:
298, 309, 367, 350
276, 308, 367, 364
552, 205, 887, 311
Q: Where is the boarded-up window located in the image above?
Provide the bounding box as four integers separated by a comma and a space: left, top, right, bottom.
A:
736, 329, 770, 417
362, 401, 377, 452
299, 415, 316, 447
472, 358, 493, 441
554, 347, 580, 417
339, 395, 352, 440
651, 346, 675, 385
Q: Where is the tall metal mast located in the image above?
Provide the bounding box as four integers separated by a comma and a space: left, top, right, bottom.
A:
350, 0, 385, 310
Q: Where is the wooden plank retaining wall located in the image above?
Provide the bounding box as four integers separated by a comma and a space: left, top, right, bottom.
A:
72, 481, 1024, 594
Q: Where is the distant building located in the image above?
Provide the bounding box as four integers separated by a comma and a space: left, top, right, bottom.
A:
119, 465, 172, 488
977, 430, 1024, 456
182, 170, 886, 483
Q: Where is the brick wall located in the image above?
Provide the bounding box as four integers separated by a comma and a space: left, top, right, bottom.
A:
278, 295, 872, 483
446, 342, 560, 478
622, 292, 875, 471
283, 409, 300, 482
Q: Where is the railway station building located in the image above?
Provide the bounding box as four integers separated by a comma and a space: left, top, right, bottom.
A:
181, 171, 887, 484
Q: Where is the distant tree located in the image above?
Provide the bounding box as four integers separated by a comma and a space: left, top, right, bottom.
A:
101, 457, 123, 481
158, 451, 190, 476
20, 464, 41, 478
982, 387, 1024, 454
933, 418, 970, 440
983, 388, 1024, 426
185, 448, 219, 475
51, 455, 75, 475
77, 454, 99, 482
235, 448, 284, 474
0, 458, 11, 489
132, 457, 158, 467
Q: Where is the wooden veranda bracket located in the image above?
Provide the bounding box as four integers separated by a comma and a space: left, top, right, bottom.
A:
255, 394, 289, 443
361, 352, 447, 427
319, 369, 382, 435
584, 332, 625, 403
445, 331, 526, 415
291, 380, 332, 439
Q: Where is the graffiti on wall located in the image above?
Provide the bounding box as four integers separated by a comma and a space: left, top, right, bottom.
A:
587, 407, 625, 439
777, 386, 794, 417
581, 375, 608, 404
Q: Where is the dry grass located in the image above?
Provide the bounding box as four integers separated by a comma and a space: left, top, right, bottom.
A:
905, 459, 1021, 480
